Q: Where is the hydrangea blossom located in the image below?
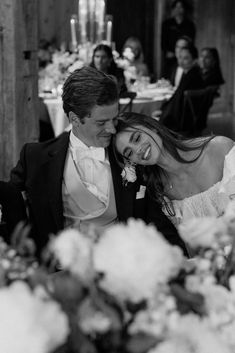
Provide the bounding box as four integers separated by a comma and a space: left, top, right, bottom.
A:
93, 219, 184, 303
0, 281, 69, 353
49, 228, 94, 284
178, 217, 229, 249
149, 314, 231, 353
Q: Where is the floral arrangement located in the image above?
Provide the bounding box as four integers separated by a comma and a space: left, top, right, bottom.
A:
39, 50, 84, 95
2, 200, 235, 352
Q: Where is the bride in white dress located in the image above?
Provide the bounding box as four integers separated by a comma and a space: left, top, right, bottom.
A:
114, 112, 235, 227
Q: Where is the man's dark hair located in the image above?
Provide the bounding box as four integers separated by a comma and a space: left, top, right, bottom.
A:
62, 66, 119, 118
182, 43, 198, 59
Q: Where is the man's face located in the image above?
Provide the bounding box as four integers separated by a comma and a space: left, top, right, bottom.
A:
179, 48, 194, 71
74, 102, 119, 147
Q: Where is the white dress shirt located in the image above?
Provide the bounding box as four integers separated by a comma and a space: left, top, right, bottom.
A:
174, 66, 184, 87
69, 131, 110, 205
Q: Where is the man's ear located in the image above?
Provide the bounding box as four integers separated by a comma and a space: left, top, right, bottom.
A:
68, 111, 80, 126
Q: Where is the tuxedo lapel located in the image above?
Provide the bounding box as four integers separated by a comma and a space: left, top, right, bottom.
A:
108, 145, 137, 221
42, 133, 70, 231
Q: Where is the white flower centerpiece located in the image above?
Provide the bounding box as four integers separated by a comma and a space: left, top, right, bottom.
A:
39, 50, 84, 96
2, 200, 235, 352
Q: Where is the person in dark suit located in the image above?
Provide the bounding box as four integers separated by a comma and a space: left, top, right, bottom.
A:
160, 44, 204, 134
169, 35, 193, 88
10, 67, 187, 256
0, 181, 27, 241
161, 0, 196, 79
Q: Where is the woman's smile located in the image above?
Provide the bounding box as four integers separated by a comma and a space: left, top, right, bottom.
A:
138, 144, 151, 161
115, 126, 162, 165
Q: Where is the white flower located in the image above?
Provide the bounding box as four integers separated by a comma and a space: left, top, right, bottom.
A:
121, 163, 137, 185
122, 47, 135, 62
49, 228, 94, 284
129, 294, 177, 337
223, 199, 235, 222
149, 314, 231, 353
0, 281, 69, 353
78, 298, 111, 334
178, 217, 229, 249
93, 219, 184, 303
223, 199, 235, 235
229, 275, 235, 292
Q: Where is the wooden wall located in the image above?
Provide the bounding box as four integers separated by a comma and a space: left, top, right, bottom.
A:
0, 0, 38, 180
39, 0, 77, 50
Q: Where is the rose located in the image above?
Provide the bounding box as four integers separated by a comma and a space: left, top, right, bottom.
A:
121, 163, 137, 186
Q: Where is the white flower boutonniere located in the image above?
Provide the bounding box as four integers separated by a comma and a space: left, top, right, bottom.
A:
121, 163, 137, 186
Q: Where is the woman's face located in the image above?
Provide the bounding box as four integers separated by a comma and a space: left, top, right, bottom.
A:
93, 50, 112, 72
115, 125, 163, 165
199, 50, 214, 71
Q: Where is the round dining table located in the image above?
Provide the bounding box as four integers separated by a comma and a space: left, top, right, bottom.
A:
42, 87, 173, 137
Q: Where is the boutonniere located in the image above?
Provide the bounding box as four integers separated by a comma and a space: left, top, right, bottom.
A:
121, 162, 137, 186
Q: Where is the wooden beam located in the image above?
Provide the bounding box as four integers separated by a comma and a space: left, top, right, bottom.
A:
0, 0, 38, 180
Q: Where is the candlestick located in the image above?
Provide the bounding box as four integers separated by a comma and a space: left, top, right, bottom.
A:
70, 15, 78, 51
95, 0, 105, 43
88, 0, 96, 43
106, 21, 112, 44
105, 15, 113, 45
78, 0, 88, 44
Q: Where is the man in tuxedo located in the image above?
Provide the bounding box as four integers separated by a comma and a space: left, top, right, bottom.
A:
10, 66, 187, 255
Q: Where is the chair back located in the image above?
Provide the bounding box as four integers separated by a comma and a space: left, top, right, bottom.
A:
119, 91, 137, 113
181, 85, 219, 136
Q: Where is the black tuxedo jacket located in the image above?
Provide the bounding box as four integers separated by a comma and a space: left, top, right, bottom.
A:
10, 132, 187, 255
0, 181, 27, 241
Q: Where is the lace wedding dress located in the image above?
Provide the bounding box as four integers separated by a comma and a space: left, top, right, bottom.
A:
163, 146, 235, 226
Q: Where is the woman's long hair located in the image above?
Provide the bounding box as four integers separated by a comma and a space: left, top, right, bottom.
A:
114, 112, 214, 215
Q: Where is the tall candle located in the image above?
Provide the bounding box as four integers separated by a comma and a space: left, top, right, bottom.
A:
95, 0, 105, 43
70, 17, 77, 50
78, 0, 88, 44
88, 0, 95, 43
106, 20, 112, 45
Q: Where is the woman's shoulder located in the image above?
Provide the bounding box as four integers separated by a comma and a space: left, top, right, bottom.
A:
207, 136, 234, 155
205, 136, 235, 166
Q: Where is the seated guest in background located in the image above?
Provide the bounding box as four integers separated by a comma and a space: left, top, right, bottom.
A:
114, 112, 235, 229
10, 67, 186, 255
122, 36, 149, 78
90, 44, 127, 95
160, 44, 204, 133
169, 35, 193, 87
161, 0, 196, 79
199, 47, 225, 87
0, 181, 27, 241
